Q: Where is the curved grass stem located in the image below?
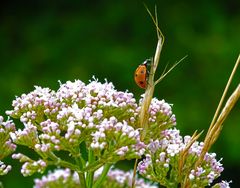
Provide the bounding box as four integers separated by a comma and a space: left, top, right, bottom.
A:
132, 5, 164, 188
195, 54, 240, 168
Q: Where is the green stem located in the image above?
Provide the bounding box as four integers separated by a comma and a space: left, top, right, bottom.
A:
56, 160, 80, 172
78, 172, 87, 188
83, 156, 114, 172
45, 152, 81, 172
84, 160, 104, 172
87, 149, 95, 188
74, 149, 87, 188
93, 163, 112, 188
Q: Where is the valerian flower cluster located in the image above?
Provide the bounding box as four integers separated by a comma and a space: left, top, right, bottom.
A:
34, 168, 157, 188
0, 116, 16, 175
0, 79, 231, 187
138, 129, 227, 187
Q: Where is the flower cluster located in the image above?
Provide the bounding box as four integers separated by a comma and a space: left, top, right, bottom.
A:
34, 168, 157, 188
0, 116, 16, 175
3, 78, 231, 187
12, 153, 47, 176
90, 117, 145, 160
212, 180, 232, 188
137, 97, 176, 142
137, 128, 228, 187
34, 168, 80, 188
6, 79, 175, 177
97, 168, 158, 188
0, 161, 12, 176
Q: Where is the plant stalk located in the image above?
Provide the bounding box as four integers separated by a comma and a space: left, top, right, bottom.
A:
195, 54, 240, 168
93, 163, 112, 188
87, 149, 95, 188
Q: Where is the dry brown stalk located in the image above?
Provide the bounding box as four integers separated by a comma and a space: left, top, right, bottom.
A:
211, 84, 240, 145
195, 54, 240, 169
139, 6, 164, 140
132, 6, 164, 188
179, 131, 203, 188
132, 5, 185, 187
178, 131, 203, 175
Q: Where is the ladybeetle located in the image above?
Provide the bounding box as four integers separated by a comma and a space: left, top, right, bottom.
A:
134, 59, 151, 89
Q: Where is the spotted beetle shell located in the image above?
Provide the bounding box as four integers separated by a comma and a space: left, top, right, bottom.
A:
134, 63, 147, 89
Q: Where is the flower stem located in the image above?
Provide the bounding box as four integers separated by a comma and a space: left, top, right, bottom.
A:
78, 172, 87, 188
83, 159, 106, 172
93, 163, 112, 188
74, 149, 87, 188
87, 149, 95, 188
45, 152, 81, 172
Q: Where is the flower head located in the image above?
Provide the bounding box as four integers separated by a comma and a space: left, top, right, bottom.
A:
34, 168, 157, 188
0, 116, 16, 175
212, 180, 232, 188
137, 97, 176, 142
99, 168, 158, 188
7, 79, 175, 176
34, 168, 79, 188
0, 161, 12, 176
138, 128, 226, 187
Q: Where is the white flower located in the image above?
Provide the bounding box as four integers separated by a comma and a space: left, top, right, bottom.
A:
189, 173, 195, 180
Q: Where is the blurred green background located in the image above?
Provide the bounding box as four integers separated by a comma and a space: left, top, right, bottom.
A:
0, 0, 239, 187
